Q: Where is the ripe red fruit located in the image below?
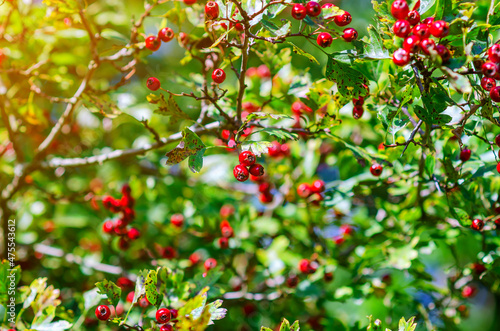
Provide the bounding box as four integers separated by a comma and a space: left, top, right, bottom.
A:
162, 246, 176, 259
259, 182, 271, 193
249, 164, 265, 177
481, 77, 496, 91
334, 11, 352, 26
321, 3, 337, 19
342, 28, 358, 42
127, 228, 141, 240
324, 272, 334, 282
420, 38, 436, 54
370, 164, 383, 176
340, 224, 354, 236
391, 0, 409, 20
233, 164, 250, 182
204, 258, 217, 270
297, 183, 312, 198
491, 86, 500, 102
353, 106, 364, 119
392, 48, 410, 66
472, 263, 486, 275
126, 291, 135, 303
259, 192, 273, 204
221, 225, 233, 238
497, 162, 500, 174
306, 1, 321, 17
189, 252, 201, 264
95, 305, 111, 321
219, 237, 229, 249
239, 150, 256, 166
170, 309, 178, 319
160, 325, 173, 331
147, 77, 161, 91
353, 97, 364, 107
495, 134, 500, 147
317, 32, 333, 48
412, 24, 430, 39
422, 17, 435, 26
462, 285, 476, 298
102, 221, 114, 234
393, 20, 411, 38
139, 297, 150, 308
205, 1, 219, 20
156, 308, 171, 324
183, 0, 196, 4
460, 148, 471, 162
311, 180, 325, 193
117, 277, 134, 289
471, 219, 484, 231
170, 214, 184, 227
118, 237, 130, 250
403, 35, 420, 53
212, 68, 226, 84
436, 45, 451, 63
488, 44, 500, 63
145, 36, 160, 51
220, 204, 235, 218
257, 64, 271, 79
286, 274, 299, 287
429, 20, 449, 38
407, 10, 420, 25
291, 3, 307, 20
298, 258, 311, 273
158, 27, 175, 42
482, 62, 498, 78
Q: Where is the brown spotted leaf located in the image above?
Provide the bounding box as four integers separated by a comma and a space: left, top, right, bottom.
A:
95, 279, 121, 307
325, 57, 368, 98
148, 93, 192, 124
165, 128, 205, 165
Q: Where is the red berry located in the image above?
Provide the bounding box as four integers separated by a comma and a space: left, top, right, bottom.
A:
334, 11, 352, 26
471, 219, 484, 231
287, 274, 299, 287
462, 285, 476, 298
340, 224, 354, 236
239, 150, 256, 166
118, 237, 129, 250
147, 77, 161, 91
259, 192, 273, 204
121, 184, 132, 196
403, 35, 420, 53
429, 20, 449, 38
297, 183, 312, 198
158, 27, 175, 42
249, 163, 265, 177
204, 258, 217, 270
321, 3, 338, 19
189, 252, 201, 264
482, 62, 498, 78
481, 77, 496, 91
488, 44, 500, 63
495, 134, 500, 147
436, 45, 451, 63
102, 221, 114, 234
392, 48, 410, 66
221, 225, 233, 238
117, 277, 134, 289
139, 297, 150, 308
220, 204, 235, 218
422, 17, 435, 26
233, 164, 249, 182
460, 148, 471, 162
205, 1, 219, 20
353, 97, 364, 107
370, 164, 383, 176
259, 182, 271, 193
407, 10, 420, 25
305, 1, 321, 17
497, 162, 500, 174
95, 305, 111, 321
391, 0, 409, 20
170, 214, 184, 228
420, 38, 436, 54
317, 32, 333, 48
127, 227, 141, 240
219, 237, 229, 249
353, 106, 364, 119
472, 263, 486, 275
156, 308, 171, 324
324, 272, 334, 282
160, 325, 173, 331
298, 259, 311, 273
342, 28, 358, 42
162, 246, 176, 259
311, 180, 325, 193
412, 24, 430, 39
491, 86, 500, 102
170, 309, 178, 319
183, 0, 196, 4
393, 20, 411, 38
257, 65, 271, 78
178, 32, 189, 45
145, 36, 160, 51
291, 3, 307, 20
212, 68, 226, 84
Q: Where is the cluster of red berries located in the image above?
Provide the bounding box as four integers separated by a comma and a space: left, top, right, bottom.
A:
257, 181, 274, 204
101, 184, 140, 250
218, 219, 234, 249
296, 179, 325, 205
268, 141, 290, 158
291, 2, 357, 46
390, 0, 451, 66
145, 27, 175, 52
479, 44, 500, 102
233, 151, 265, 182
156, 308, 177, 330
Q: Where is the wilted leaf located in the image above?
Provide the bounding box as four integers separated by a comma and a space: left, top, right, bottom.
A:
165, 128, 206, 165
95, 279, 121, 307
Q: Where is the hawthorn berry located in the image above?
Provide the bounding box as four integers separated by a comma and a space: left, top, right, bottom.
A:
460, 148, 471, 162
158, 27, 175, 42
127, 227, 141, 240
286, 274, 299, 287
471, 219, 484, 231
162, 246, 176, 259
391, 0, 409, 20
117, 277, 134, 289
491, 86, 500, 102
436, 45, 451, 63
353, 106, 364, 119
160, 325, 173, 331
497, 162, 500, 174
482, 62, 498, 78
407, 10, 420, 25
393, 20, 411, 38
298, 259, 311, 273
178, 32, 189, 45
219, 237, 229, 249
342, 28, 358, 42
471, 263, 486, 275
257, 64, 271, 78
316, 32, 333, 48
183, 0, 196, 4
220, 204, 235, 218
392, 48, 410, 66
139, 297, 150, 308
481, 77, 496, 91
370, 164, 383, 176
291, 100, 312, 114
311, 179, 325, 193
412, 24, 430, 39
324, 272, 334, 282
422, 17, 435, 26
462, 285, 476, 298
239, 150, 256, 166
249, 164, 265, 177
259, 182, 271, 193
297, 183, 312, 198
171, 214, 184, 227
147, 77, 161, 91
420, 38, 436, 54
170, 309, 179, 319
488, 44, 500, 63
353, 97, 364, 107
118, 237, 130, 250
495, 134, 500, 147
321, 3, 338, 20
334, 11, 352, 26
233, 164, 250, 182
204, 258, 217, 270
403, 35, 420, 53
205, 1, 219, 20
156, 308, 172, 324
429, 20, 449, 38
95, 305, 111, 321
221, 225, 234, 238
259, 192, 273, 204
145, 36, 160, 51
340, 224, 354, 236
102, 221, 114, 234
189, 252, 201, 265
291, 3, 307, 20
305, 1, 321, 17
212, 68, 226, 84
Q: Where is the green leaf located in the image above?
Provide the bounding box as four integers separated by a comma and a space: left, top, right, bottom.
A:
441, 67, 472, 94
260, 19, 291, 37
257, 128, 299, 141
279, 318, 291, 331
363, 25, 391, 59
290, 320, 300, 331
398, 316, 417, 331
148, 94, 192, 124
287, 42, 320, 65
43, 0, 78, 13
100, 29, 129, 43
241, 140, 274, 156
416, 82, 453, 125
419, 0, 436, 15
145, 270, 160, 308
83, 288, 102, 311
165, 128, 206, 165
425, 154, 436, 177
325, 56, 368, 98
261, 328, 274, 331
31, 320, 73, 331
95, 279, 121, 307
188, 148, 206, 173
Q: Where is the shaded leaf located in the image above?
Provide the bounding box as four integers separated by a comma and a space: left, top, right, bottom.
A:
287, 42, 320, 65
188, 148, 206, 173
148, 94, 192, 124
165, 128, 206, 165
325, 57, 368, 98
95, 280, 121, 307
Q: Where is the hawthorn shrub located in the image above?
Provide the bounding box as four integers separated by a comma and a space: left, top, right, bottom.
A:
1, 0, 500, 330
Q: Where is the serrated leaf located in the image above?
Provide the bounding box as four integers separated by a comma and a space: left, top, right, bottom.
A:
209, 27, 234, 48
242, 141, 274, 156
257, 128, 299, 141
419, 0, 436, 14
279, 318, 291, 331
95, 280, 121, 307
165, 128, 206, 165
188, 148, 205, 173
290, 320, 300, 331
398, 316, 417, 331
261, 328, 273, 331
148, 94, 192, 123
82, 93, 121, 118
363, 25, 391, 59
417, 82, 453, 125
245, 112, 292, 122
287, 42, 320, 65
441, 67, 472, 94
325, 56, 368, 98
261, 19, 291, 37
100, 29, 129, 43
145, 270, 159, 307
